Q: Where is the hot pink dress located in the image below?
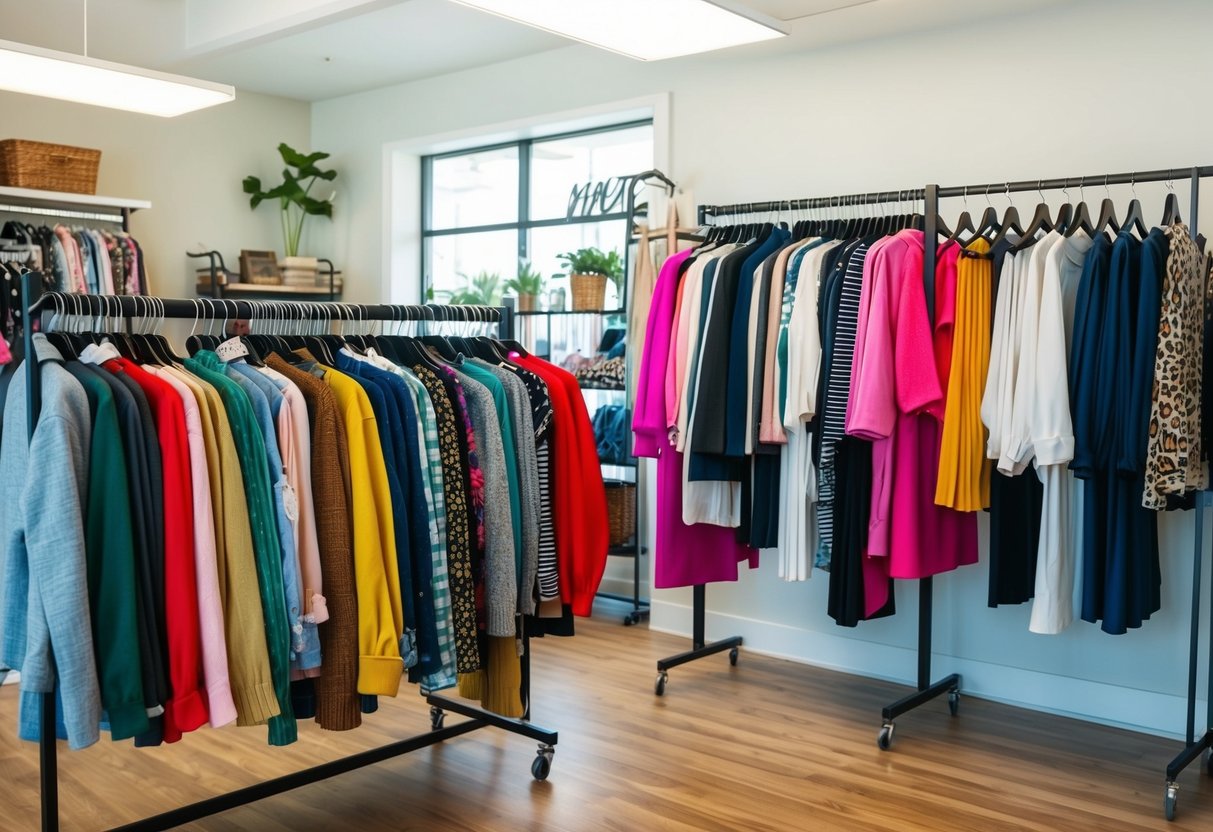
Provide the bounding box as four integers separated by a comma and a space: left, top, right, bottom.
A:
634, 249, 754, 588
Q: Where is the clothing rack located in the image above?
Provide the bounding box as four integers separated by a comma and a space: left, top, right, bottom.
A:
19, 281, 555, 832
696, 165, 1212, 820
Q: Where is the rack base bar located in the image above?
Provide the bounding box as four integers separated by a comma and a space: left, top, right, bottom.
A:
1164, 730, 1213, 820
1166, 730, 1212, 782
657, 636, 743, 673
594, 591, 651, 625
425, 694, 559, 746
878, 674, 960, 747
105, 718, 485, 832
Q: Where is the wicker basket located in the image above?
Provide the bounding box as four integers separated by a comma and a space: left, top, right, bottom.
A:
570, 273, 607, 311
605, 481, 637, 547
0, 140, 101, 194
516, 292, 539, 312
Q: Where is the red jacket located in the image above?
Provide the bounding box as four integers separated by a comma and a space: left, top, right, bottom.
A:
106, 358, 208, 741
515, 356, 608, 616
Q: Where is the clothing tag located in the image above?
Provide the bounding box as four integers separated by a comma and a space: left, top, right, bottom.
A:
282, 480, 299, 523
216, 336, 249, 362
79, 339, 121, 365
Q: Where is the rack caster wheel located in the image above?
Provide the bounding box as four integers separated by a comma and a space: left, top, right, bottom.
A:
948, 689, 960, 716
1204, 749, 1213, 775
532, 744, 555, 781
624, 613, 635, 626
1165, 782, 1178, 821
429, 706, 445, 731
655, 671, 668, 697
728, 647, 739, 666
877, 722, 895, 751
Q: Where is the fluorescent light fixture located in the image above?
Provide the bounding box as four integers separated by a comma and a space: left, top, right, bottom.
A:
0, 38, 234, 118
449, 0, 786, 61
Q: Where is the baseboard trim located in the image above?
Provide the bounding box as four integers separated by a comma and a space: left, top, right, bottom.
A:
649, 600, 1197, 740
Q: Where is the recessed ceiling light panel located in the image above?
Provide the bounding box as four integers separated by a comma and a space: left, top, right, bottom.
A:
449, 0, 787, 61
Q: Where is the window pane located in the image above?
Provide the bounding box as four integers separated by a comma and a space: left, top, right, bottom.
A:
429, 146, 519, 230
529, 125, 654, 220
426, 230, 518, 303
528, 220, 627, 311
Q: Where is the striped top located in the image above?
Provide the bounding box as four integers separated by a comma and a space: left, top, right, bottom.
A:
815, 240, 872, 567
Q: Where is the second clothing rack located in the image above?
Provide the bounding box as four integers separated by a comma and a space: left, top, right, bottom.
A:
686, 164, 1212, 822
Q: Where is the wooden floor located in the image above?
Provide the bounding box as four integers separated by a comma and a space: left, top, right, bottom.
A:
1, 600, 1209, 831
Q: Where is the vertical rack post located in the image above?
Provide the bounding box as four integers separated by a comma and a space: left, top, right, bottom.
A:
877, 183, 961, 750
22, 272, 58, 832
654, 583, 741, 696
1163, 169, 1209, 821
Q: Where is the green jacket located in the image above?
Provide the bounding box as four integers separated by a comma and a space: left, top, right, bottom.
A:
64, 362, 150, 741
186, 351, 297, 746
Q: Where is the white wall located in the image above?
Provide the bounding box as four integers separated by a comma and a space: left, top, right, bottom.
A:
312, 0, 1213, 737
0, 89, 312, 300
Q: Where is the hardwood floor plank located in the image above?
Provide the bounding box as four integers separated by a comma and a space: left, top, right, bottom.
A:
0, 603, 1208, 831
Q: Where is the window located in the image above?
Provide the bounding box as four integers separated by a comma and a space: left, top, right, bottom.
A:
421, 120, 654, 306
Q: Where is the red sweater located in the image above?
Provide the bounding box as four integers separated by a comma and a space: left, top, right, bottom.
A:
106, 358, 208, 741
515, 355, 608, 616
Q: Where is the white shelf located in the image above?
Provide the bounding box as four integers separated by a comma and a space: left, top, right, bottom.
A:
0, 185, 151, 212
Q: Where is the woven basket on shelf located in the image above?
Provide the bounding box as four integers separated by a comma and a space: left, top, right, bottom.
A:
570, 273, 607, 311
0, 140, 101, 194
605, 481, 637, 547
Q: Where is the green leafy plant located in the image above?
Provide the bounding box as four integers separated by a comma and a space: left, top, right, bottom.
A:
439, 270, 503, 306
504, 259, 546, 296
559, 247, 625, 295
243, 142, 337, 258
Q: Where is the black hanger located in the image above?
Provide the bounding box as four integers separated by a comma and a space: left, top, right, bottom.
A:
1121, 192, 1149, 239
986, 186, 1026, 250
1161, 175, 1183, 226
1009, 187, 1055, 253
969, 189, 1004, 241
947, 188, 976, 243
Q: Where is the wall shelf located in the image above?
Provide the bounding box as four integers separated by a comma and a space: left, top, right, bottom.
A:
197, 281, 344, 297
0, 186, 149, 227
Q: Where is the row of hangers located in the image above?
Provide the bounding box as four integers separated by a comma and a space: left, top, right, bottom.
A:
700, 172, 1194, 254
943, 174, 1185, 255
35, 293, 527, 377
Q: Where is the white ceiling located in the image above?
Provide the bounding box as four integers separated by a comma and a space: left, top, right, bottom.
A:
0, 0, 1080, 102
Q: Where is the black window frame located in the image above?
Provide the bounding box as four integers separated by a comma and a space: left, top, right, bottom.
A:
419, 118, 654, 302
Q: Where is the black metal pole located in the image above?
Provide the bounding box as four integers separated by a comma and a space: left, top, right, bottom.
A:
692, 584, 706, 650
1186, 497, 1204, 745
23, 272, 58, 832
1190, 167, 1200, 233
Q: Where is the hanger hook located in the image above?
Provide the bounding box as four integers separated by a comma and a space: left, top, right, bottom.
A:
1037, 179, 1045, 204
1131, 173, 1138, 198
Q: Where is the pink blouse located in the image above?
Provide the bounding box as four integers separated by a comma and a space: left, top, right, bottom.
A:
847, 231, 977, 616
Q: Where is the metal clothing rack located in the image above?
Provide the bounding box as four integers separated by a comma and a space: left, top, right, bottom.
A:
695, 166, 1213, 820
19, 283, 555, 832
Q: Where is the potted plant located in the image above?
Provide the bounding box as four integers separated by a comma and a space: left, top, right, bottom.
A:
505, 259, 546, 312
558, 247, 623, 311
243, 142, 337, 282
439, 270, 503, 306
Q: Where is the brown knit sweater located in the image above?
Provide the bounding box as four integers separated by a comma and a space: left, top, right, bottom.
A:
267, 355, 361, 731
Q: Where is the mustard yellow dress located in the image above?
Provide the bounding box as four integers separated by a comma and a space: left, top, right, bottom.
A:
935, 237, 992, 511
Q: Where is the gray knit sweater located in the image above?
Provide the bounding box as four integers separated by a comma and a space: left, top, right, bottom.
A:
471, 359, 540, 616
455, 373, 517, 637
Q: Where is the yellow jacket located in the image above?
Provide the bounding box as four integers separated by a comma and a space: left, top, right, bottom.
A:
322, 366, 404, 697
